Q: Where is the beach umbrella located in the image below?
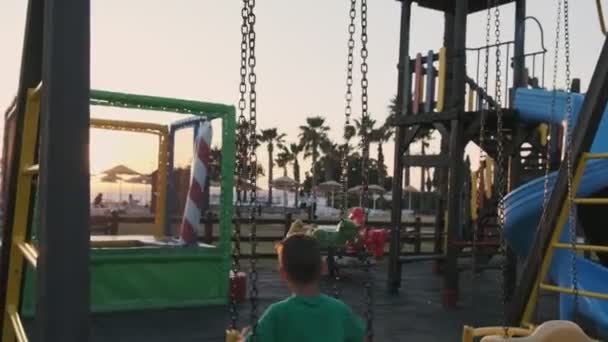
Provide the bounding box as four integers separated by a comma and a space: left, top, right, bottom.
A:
348, 184, 386, 208
271, 176, 297, 191
102, 164, 141, 176
317, 180, 343, 208
125, 174, 152, 184
271, 176, 297, 207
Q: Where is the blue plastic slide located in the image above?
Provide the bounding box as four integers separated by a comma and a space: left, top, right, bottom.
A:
503, 88, 608, 335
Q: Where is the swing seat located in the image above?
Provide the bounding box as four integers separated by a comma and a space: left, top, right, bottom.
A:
469, 321, 593, 342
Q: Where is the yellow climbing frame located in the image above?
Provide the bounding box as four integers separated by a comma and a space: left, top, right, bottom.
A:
1, 89, 172, 342
461, 153, 608, 342
2, 85, 41, 342
436, 47, 447, 112
89, 118, 169, 240
521, 152, 608, 325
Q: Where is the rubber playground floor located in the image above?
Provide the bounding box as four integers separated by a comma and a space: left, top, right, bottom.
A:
82, 258, 559, 342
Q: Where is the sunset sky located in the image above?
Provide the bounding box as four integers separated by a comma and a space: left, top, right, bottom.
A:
1, 0, 606, 188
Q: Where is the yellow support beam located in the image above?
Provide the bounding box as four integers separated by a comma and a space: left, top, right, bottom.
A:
521, 157, 588, 325
553, 242, 608, 253
89, 117, 170, 239
154, 132, 169, 239
16, 242, 38, 268
539, 283, 608, 300
573, 198, 608, 204
7, 306, 28, 342
462, 325, 532, 342
2, 87, 40, 342
584, 152, 608, 160
436, 47, 447, 112
90, 118, 166, 135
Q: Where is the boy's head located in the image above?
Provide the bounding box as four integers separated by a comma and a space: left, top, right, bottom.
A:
277, 234, 322, 286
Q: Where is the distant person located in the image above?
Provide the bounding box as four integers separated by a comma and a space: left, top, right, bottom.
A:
128, 193, 134, 206
236, 234, 365, 341
93, 193, 103, 208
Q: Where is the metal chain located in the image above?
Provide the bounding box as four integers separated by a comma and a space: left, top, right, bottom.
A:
341, 0, 357, 220
563, 0, 579, 313
536, 0, 563, 323
230, 0, 250, 330
544, 0, 562, 214
490, 0, 509, 334
335, 0, 358, 300
471, 3, 494, 304
246, 0, 260, 337
359, 0, 374, 339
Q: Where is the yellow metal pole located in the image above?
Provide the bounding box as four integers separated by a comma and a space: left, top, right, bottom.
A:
521, 159, 588, 325
437, 47, 447, 112
553, 242, 608, 253
2, 87, 40, 342
154, 130, 169, 240
467, 85, 474, 111
539, 283, 608, 300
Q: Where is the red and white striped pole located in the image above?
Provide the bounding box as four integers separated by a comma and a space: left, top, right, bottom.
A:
180, 121, 212, 245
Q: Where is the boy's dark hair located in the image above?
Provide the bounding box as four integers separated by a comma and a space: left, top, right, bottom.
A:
279, 234, 322, 285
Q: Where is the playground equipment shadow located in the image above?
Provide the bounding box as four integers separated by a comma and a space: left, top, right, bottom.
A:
26, 259, 558, 341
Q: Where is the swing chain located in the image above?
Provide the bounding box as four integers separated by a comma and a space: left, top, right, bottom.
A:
359, 0, 374, 339
490, 0, 508, 335
563, 0, 579, 311
544, 0, 563, 217
341, 0, 357, 220
230, 0, 250, 330
472, 3, 494, 299
246, 0, 260, 335
334, 0, 358, 300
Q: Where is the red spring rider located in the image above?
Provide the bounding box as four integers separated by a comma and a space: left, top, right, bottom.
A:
346, 207, 389, 258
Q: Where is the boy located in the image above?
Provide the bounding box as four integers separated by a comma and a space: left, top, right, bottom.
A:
241, 234, 366, 342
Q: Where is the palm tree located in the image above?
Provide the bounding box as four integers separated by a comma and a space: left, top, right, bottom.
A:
299, 116, 329, 193
319, 138, 341, 182
275, 149, 291, 177
354, 116, 377, 152
258, 128, 286, 205
285, 143, 303, 207
370, 125, 394, 187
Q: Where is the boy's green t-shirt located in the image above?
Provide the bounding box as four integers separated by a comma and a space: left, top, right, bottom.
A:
246, 294, 365, 342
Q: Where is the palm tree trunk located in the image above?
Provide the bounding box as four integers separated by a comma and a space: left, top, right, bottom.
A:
294, 160, 300, 207
268, 147, 273, 206
378, 143, 385, 186
420, 142, 426, 192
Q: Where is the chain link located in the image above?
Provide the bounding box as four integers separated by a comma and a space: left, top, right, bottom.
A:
341, 0, 357, 221
563, 0, 579, 313
471, 3, 494, 304
245, 0, 260, 337
489, 0, 509, 334
335, 0, 358, 300
536, 0, 563, 323
358, 0, 374, 339
230, 0, 250, 330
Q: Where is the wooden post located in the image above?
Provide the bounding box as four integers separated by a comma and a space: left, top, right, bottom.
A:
414, 216, 422, 254
388, 0, 412, 294
204, 211, 213, 244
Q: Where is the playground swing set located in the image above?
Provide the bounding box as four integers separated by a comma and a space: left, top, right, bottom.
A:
2, 0, 608, 341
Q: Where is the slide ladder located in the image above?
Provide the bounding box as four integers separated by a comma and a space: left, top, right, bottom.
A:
521, 152, 608, 328
2, 86, 42, 342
